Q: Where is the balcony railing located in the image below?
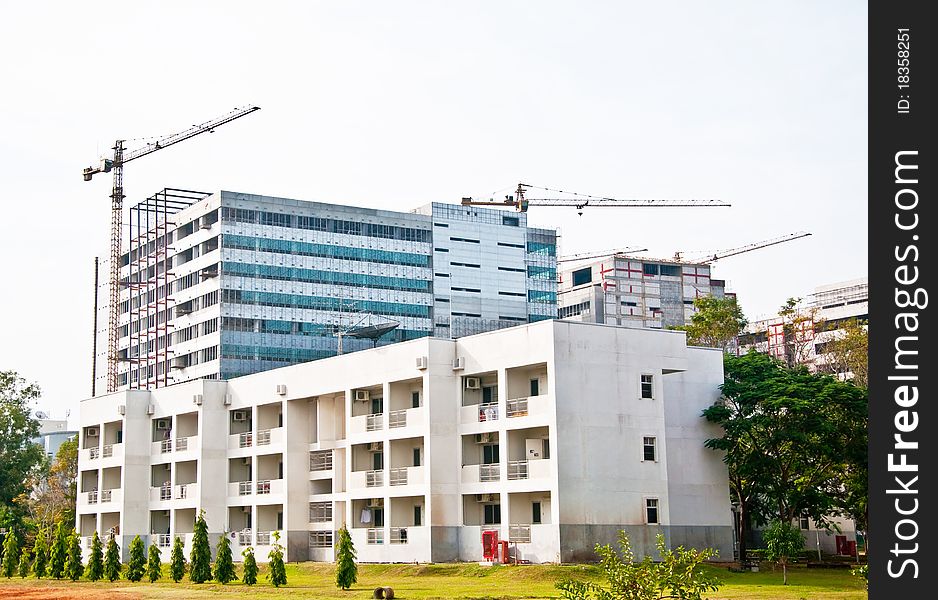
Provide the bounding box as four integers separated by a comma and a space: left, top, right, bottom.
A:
366, 470, 384, 487
160, 485, 172, 501
390, 527, 409, 544
310, 450, 333, 471
256, 480, 272, 495
256, 531, 271, 546
83, 536, 94, 549
309, 531, 333, 548
366, 413, 383, 432
478, 402, 499, 422
160, 439, 173, 454
310, 502, 333, 523
508, 460, 529, 480
480, 464, 500, 482
238, 481, 253, 496
155, 534, 172, 548
506, 398, 529, 418
239, 432, 253, 448
367, 528, 384, 545
257, 429, 271, 446
102, 444, 114, 458
237, 531, 253, 546
87, 490, 98, 504
389, 409, 407, 428
89, 447, 100, 460
175, 437, 188, 451
509, 524, 532, 543
100, 489, 113, 503
389, 467, 408, 486
176, 484, 190, 500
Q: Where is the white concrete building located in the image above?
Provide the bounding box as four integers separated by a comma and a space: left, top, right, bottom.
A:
76, 320, 733, 563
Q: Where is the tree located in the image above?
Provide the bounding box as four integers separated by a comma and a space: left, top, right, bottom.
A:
556, 532, 721, 600
169, 536, 186, 583
104, 534, 121, 582
31, 527, 47, 578
671, 296, 748, 352
763, 520, 805, 585
65, 530, 84, 581
2, 528, 21, 577
18, 436, 78, 531
212, 533, 236, 583
241, 547, 258, 585
146, 542, 162, 583
703, 351, 867, 558
0, 372, 45, 516
126, 535, 146, 582
49, 522, 67, 579
17, 550, 30, 577
816, 318, 868, 388
334, 525, 357, 590
776, 297, 821, 367
267, 530, 287, 587
189, 510, 211, 583
86, 531, 103, 582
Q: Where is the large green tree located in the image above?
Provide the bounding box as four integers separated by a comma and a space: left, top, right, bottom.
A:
816, 318, 868, 388
18, 436, 78, 531
672, 296, 748, 352
0, 372, 45, 515
703, 351, 867, 560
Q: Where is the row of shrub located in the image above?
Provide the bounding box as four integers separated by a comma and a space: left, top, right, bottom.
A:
1, 510, 286, 587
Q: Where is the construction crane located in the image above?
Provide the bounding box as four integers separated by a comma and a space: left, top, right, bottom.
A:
557, 247, 648, 263
461, 182, 730, 214
83, 105, 261, 393
674, 231, 812, 264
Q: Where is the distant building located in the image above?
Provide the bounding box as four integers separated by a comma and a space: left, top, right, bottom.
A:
558, 254, 729, 329
33, 412, 78, 457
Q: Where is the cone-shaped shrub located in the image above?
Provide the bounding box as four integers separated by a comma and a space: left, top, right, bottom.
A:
2, 528, 21, 578
103, 535, 121, 582
86, 531, 104, 581
146, 542, 162, 583
241, 547, 257, 585
188, 510, 211, 583
49, 522, 67, 579
65, 531, 84, 581
267, 531, 286, 587
32, 528, 48, 579
17, 551, 30, 578
334, 525, 357, 590
126, 535, 145, 582
213, 533, 236, 583
169, 536, 186, 583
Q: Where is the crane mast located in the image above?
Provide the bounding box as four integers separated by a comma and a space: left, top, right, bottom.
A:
84, 105, 260, 393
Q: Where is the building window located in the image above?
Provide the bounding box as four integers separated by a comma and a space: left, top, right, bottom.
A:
530, 378, 539, 396
572, 267, 592, 287
414, 505, 422, 526
502, 216, 520, 227
484, 503, 501, 525
645, 498, 659, 524
482, 444, 499, 465
412, 391, 421, 408
800, 515, 810, 530
643, 436, 657, 462
413, 447, 421, 467
532, 502, 542, 524
641, 374, 654, 399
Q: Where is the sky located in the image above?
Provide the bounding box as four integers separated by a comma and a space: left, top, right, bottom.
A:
0, 1, 867, 422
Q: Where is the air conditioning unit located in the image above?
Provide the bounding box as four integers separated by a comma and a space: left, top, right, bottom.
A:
232, 410, 248, 422
242, 457, 251, 465
452, 356, 465, 371
224, 394, 232, 406
241, 506, 252, 514
162, 510, 170, 517
156, 419, 170, 430
164, 463, 172, 471
276, 384, 287, 396
146, 404, 155, 415
354, 390, 370, 402
465, 377, 481, 390
475, 432, 492, 444
476, 493, 495, 503
366, 442, 383, 452
367, 498, 384, 508
193, 394, 203, 405
117, 405, 126, 415
86, 427, 99, 437
415, 356, 428, 370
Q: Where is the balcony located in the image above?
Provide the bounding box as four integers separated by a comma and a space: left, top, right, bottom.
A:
367, 528, 384, 545
390, 527, 410, 544
388, 409, 407, 429
506, 395, 549, 420
152, 439, 173, 455
101, 443, 123, 459
237, 530, 253, 546
256, 427, 283, 447
154, 534, 172, 548
461, 464, 500, 484
461, 402, 499, 424
86, 490, 98, 504
256, 531, 272, 546
309, 450, 333, 472
100, 489, 121, 504
228, 432, 253, 450
309, 502, 333, 523
87, 447, 100, 461
229, 481, 253, 497
255, 479, 284, 496
506, 398, 528, 417
349, 469, 384, 490
175, 484, 193, 500
350, 413, 384, 435
389, 466, 425, 487
175, 436, 198, 452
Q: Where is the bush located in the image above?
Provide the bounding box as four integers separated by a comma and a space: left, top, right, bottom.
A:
335, 525, 357, 590
65, 531, 84, 581
763, 521, 805, 585
2, 528, 21, 578
189, 510, 211, 583
17, 551, 30, 578
213, 533, 236, 583
556, 532, 722, 600
852, 564, 868, 589
49, 522, 68, 579
146, 541, 162, 583
170, 536, 186, 583
126, 535, 146, 582
31, 528, 48, 579
104, 535, 121, 582
267, 531, 287, 587
241, 547, 258, 585
86, 531, 104, 582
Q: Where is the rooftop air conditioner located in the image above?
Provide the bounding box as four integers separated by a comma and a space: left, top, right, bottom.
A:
233, 410, 248, 422
146, 404, 155, 415
276, 384, 287, 396
465, 377, 481, 390
452, 357, 465, 371
354, 390, 370, 402
193, 394, 203, 405
156, 419, 170, 430
367, 498, 384, 508
475, 432, 492, 444
117, 404, 126, 415
366, 442, 383, 452
415, 356, 428, 370
86, 427, 99, 437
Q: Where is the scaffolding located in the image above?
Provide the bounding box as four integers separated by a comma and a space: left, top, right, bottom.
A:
125, 188, 208, 389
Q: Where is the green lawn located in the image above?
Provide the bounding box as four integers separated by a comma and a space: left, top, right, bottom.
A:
0, 562, 867, 599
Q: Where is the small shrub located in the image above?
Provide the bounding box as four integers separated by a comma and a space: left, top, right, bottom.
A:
267, 531, 287, 587
126, 535, 146, 582
170, 537, 186, 583
852, 564, 869, 589
86, 531, 104, 582
104, 535, 121, 582
2, 528, 21, 578
31, 528, 48, 579
213, 533, 236, 583
49, 522, 68, 579
189, 510, 211, 584
17, 551, 31, 578
763, 520, 805, 585
146, 542, 162, 583
65, 531, 84, 581
335, 525, 358, 590
241, 547, 258, 585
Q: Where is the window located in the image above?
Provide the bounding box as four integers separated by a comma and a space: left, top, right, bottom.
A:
373, 508, 384, 527
530, 378, 539, 396
800, 516, 810, 530
659, 264, 681, 277
412, 391, 420, 408
572, 267, 592, 287
641, 374, 654, 399
532, 502, 542, 524
482, 444, 499, 465
502, 216, 520, 227
484, 503, 501, 525
643, 436, 657, 462
645, 498, 659, 524
414, 505, 422, 526
373, 452, 384, 470
643, 263, 659, 276
413, 447, 421, 467
310, 531, 333, 548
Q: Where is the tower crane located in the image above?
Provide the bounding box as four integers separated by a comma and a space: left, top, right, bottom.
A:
83, 105, 261, 393
557, 247, 648, 263
461, 182, 730, 214
674, 231, 812, 264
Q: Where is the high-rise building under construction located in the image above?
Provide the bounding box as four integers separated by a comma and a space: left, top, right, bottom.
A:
94, 189, 556, 393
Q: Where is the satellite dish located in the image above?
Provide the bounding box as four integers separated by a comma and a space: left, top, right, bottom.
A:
34, 410, 49, 420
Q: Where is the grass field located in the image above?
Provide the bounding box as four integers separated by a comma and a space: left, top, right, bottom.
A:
0, 562, 867, 599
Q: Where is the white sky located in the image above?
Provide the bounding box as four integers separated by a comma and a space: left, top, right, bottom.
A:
0, 1, 867, 421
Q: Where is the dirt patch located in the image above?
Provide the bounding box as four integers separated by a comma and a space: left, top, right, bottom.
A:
0, 586, 142, 600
